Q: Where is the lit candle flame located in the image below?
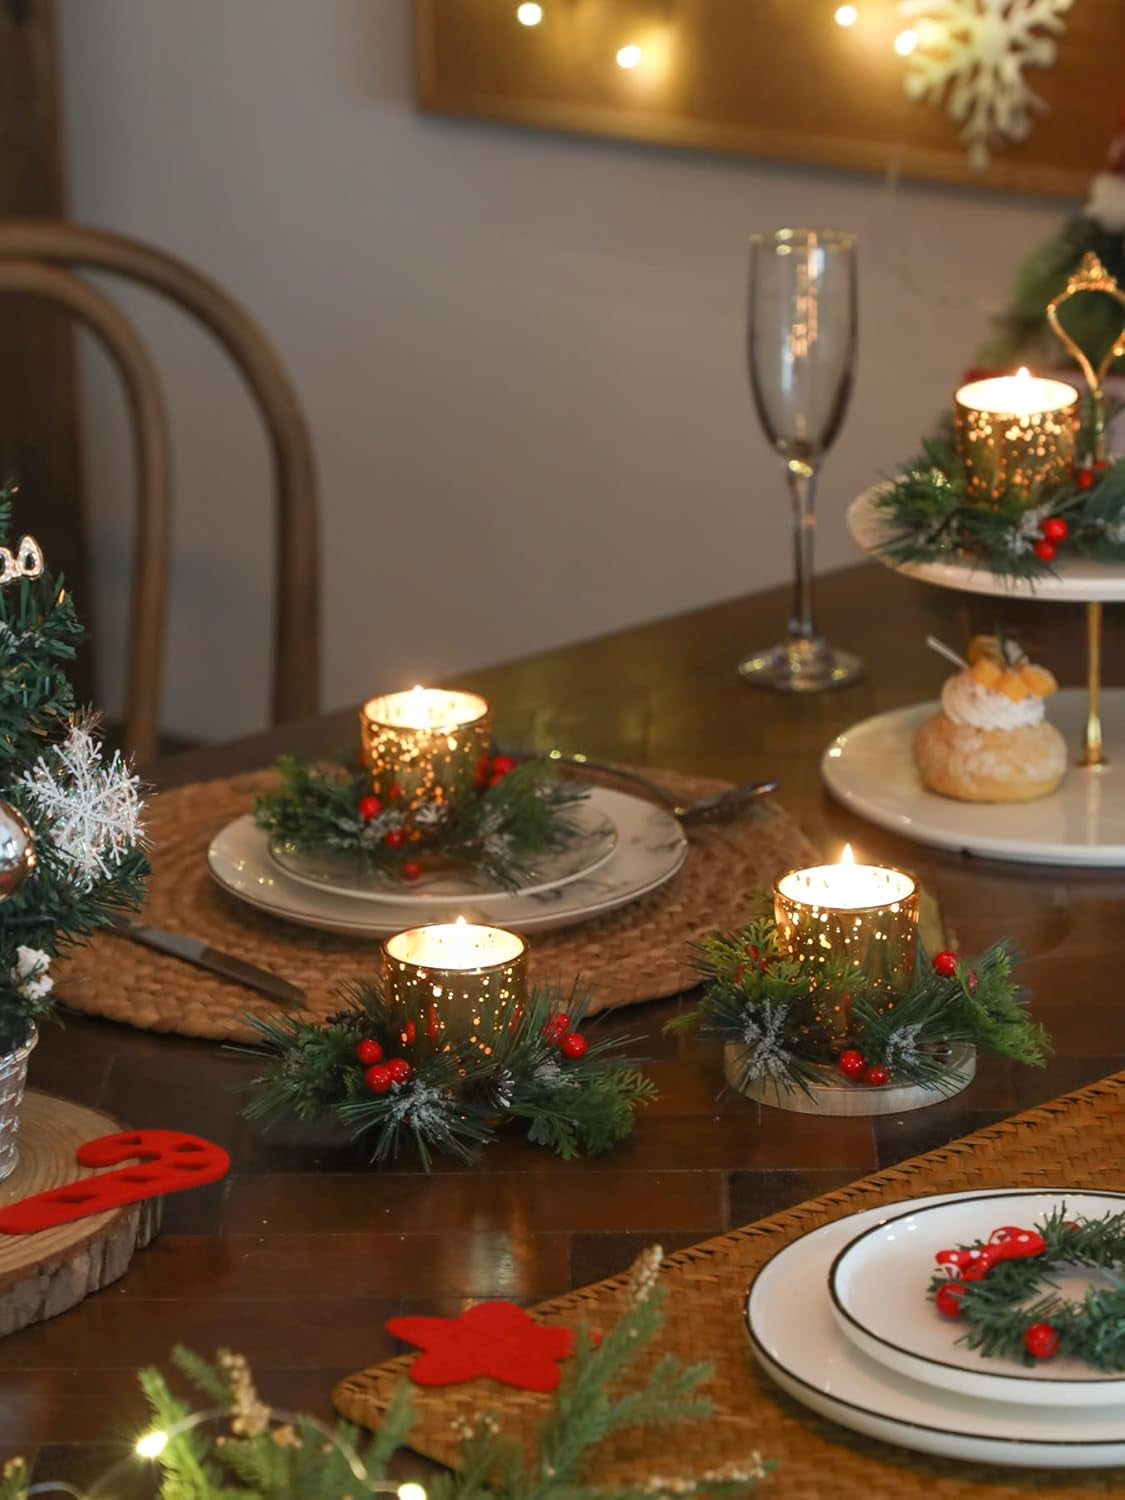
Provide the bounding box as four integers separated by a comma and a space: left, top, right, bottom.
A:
840, 843, 855, 866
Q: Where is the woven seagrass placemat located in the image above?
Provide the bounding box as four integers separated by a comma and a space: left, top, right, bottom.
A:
334, 1071, 1125, 1497
54, 768, 816, 1042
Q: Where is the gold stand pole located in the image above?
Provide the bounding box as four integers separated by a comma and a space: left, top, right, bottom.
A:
1081, 601, 1106, 768
1045, 253, 1125, 771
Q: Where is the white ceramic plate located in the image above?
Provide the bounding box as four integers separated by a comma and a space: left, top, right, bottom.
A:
848, 484, 1125, 603
822, 689, 1125, 867
268, 798, 618, 904
746, 1191, 1125, 1468
829, 1189, 1125, 1408
207, 785, 686, 937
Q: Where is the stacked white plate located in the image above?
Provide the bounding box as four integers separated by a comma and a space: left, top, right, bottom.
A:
207, 783, 687, 937
746, 1188, 1125, 1467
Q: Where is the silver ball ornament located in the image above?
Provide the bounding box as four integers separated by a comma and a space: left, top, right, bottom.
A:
0, 800, 36, 901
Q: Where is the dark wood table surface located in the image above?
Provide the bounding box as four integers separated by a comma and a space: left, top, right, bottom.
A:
5, 561, 1125, 1487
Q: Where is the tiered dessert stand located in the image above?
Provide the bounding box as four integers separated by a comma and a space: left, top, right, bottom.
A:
825, 487, 1125, 867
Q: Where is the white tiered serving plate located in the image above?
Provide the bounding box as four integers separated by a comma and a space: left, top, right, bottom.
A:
829, 1189, 1125, 1409
207, 785, 686, 937
822, 688, 1125, 866
847, 485, 1125, 603
746, 1191, 1125, 1468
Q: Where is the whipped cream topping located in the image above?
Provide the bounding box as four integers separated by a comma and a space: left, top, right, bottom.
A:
941, 670, 1044, 732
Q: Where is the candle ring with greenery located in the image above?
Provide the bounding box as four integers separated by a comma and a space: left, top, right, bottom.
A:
871, 416, 1125, 583
928, 1206, 1125, 1370
245, 978, 656, 1168
253, 750, 589, 891
668, 895, 1050, 1098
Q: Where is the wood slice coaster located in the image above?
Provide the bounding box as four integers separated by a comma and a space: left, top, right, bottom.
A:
334, 1069, 1125, 1497
0, 1090, 161, 1336
723, 1041, 976, 1116
53, 769, 818, 1043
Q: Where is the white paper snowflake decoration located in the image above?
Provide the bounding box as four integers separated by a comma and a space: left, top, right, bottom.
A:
19, 719, 143, 892
898, 0, 1073, 171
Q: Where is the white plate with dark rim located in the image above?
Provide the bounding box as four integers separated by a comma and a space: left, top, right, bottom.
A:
828, 1189, 1125, 1409
267, 796, 618, 905
207, 785, 687, 937
746, 1191, 1125, 1468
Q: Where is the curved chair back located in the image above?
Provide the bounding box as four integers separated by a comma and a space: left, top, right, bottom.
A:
0, 219, 319, 764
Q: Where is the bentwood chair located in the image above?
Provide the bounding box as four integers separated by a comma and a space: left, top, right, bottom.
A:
0, 219, 319, 764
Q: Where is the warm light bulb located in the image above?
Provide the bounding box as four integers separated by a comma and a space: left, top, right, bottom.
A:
398, 1485, 428, 1500
894, 27, 918, 55
839, 843, 855, 866
616, 43, 643, 69
136, 1430, 169, 1459
516, 2, 543, 24
834, 4, 858, 25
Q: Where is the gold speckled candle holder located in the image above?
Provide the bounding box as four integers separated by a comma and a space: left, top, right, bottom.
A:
359, 688, 491, 816
954, 372, 1079, 506
774, 860, 920, 992
381, 922, 528, 1058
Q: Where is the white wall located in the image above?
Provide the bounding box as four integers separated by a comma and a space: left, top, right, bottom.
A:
56, 0, 1068, 742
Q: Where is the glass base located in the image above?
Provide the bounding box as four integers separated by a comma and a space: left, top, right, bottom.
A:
737, 638, 865, 693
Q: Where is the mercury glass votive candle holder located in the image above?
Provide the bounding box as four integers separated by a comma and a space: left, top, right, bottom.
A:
359, 686, 491, 814
954, 368, 1079, 506
774, 854, 919, 992
381, 920, 528, 1057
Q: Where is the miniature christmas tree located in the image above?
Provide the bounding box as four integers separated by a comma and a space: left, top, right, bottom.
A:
980, 109, 1125, 378
0, 484, 147, 1055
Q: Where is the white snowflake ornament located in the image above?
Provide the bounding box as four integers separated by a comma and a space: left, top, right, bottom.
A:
898, 0, 1073, 171
19, 720, 144, 892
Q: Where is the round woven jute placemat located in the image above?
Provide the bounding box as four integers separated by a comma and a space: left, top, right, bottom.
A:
54, 769, 817, 1043
0, 1089, 161, 1336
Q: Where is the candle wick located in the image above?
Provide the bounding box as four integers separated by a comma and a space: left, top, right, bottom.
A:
926, 634, 968, 671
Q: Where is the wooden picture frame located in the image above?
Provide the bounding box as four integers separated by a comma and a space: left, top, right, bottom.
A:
414, 0, 1123, 198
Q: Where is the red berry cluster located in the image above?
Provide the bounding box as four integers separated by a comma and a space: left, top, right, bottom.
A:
1075, 459, 1107, 493
475, 752, 518, 791
1024, 1321, 1060, 1360
837, 1050, 888, 1088
356, 1039, 412, 1093
932, 949, 978, 990
540, 1011, 588, 1059
734, 944, 768, 983
1033, 513, 1069, 564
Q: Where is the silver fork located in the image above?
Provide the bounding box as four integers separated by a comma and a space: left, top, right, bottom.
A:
519, 751, 779, 824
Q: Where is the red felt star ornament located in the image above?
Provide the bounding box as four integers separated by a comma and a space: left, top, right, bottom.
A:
386, 1300, 578, 1391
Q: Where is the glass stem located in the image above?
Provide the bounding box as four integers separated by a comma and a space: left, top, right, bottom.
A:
786, 459, 818, 643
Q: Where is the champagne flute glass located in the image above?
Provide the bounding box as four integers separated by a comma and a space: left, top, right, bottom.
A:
739, 228, 864, 692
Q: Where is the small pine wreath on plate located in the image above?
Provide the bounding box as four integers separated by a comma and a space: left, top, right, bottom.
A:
930, 1206, 1125, 1369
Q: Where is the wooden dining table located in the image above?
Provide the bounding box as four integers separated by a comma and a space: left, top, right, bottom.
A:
3, 559, 1124, 1488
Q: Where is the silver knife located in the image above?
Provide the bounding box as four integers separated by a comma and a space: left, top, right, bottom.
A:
105, 915, 306, 1008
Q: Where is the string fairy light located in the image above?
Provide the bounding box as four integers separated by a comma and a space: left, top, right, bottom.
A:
834, 4, 858, 26
18, 1402, 426, 1499
894, 27, 918, 55
516, 2, 543, 24
615, 43, 643, 69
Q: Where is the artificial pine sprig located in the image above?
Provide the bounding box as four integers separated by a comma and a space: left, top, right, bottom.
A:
872, 433, 1125, 582
929, 1207, 1125, 1370
0, 1252, 771, 1496
244, 978, 656, 1168
254, 752, 589, 891
0, 486, 147, 1052
671, 894, 1048, 1098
